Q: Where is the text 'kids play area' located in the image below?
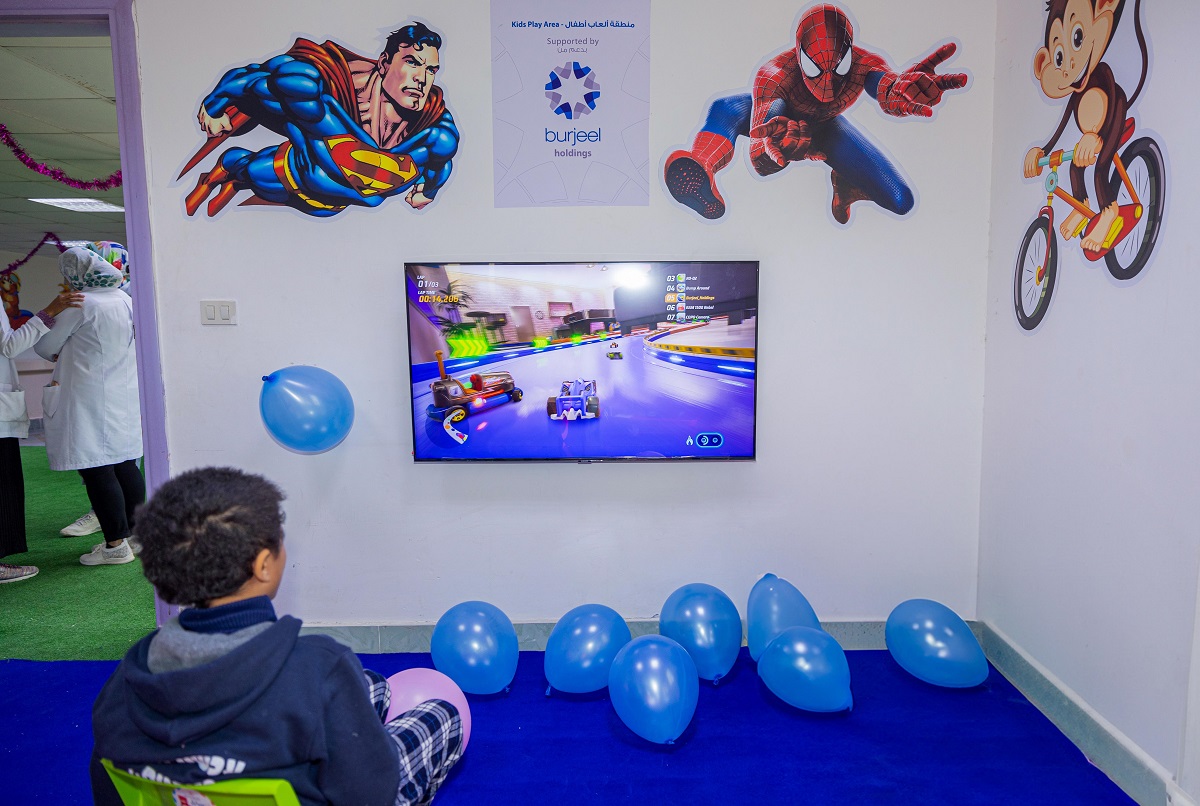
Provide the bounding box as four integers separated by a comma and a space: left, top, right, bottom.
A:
1, 0, 1197, 803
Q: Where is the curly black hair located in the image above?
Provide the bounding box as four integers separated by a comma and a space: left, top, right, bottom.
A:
137, 467, 285, 607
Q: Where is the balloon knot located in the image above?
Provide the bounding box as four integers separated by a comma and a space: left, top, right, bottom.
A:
545, 685, 552, 697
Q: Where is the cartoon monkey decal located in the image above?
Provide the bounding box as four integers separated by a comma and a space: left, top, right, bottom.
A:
1023, 0, 1148, 253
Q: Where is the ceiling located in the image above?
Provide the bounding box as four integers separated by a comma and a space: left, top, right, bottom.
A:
0, 20, 126, 259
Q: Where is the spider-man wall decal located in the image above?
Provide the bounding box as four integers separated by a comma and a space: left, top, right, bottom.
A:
663, 3, 967, 224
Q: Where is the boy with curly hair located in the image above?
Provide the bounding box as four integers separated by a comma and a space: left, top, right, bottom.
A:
90, 467, 463, 805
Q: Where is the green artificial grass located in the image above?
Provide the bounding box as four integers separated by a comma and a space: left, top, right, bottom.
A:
0, 446, 155, 660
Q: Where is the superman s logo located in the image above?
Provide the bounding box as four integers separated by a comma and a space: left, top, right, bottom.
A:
326, 136, 418, 196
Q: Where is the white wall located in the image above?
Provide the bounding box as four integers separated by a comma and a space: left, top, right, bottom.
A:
980, 0, 1200, 783
130, 0, 995, 628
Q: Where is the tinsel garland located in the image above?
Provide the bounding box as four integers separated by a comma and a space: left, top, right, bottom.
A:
0, 122, 122, 191
3, 232, 66, 277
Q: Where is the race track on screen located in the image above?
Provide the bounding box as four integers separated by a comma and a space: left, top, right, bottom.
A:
412, 331, 755, 461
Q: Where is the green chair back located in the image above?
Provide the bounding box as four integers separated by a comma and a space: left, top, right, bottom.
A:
101, 759, 302, 806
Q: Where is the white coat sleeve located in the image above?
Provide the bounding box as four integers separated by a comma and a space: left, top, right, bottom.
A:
34, 307, 83, 361
0, 314, 49, 359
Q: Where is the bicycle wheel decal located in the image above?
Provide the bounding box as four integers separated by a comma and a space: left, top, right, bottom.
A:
1105, 138, 1165, 281
1014, 216, 1057, 331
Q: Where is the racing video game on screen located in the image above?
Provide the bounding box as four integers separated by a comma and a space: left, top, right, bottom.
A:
405, 261, 757, 461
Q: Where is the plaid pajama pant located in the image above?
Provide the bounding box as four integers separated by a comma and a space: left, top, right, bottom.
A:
364, 669, 464, 806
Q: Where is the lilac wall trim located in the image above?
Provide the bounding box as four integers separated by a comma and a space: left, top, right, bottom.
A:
0, 0, 174, 621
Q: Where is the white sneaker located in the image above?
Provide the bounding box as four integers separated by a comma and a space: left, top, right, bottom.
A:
0, 563, 38, 583
61, 511, 101, 537
85, 536, 141, 554
80, 539, 134, 566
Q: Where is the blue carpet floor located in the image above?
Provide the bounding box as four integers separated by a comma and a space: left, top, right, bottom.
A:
3, 649, 1134, 804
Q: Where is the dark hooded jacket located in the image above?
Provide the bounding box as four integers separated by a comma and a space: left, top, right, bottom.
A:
90, 613, 400, 805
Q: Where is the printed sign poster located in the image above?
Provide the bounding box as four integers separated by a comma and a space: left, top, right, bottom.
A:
491, 0, 650, 208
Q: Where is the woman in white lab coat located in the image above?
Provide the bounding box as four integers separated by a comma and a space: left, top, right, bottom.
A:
36, 248, 144, 567
0, 285, 83, 584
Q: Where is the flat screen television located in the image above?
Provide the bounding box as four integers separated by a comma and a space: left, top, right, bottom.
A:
404, 261, 758, 462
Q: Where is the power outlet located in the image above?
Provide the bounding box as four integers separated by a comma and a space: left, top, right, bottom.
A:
200, 299, 238, 325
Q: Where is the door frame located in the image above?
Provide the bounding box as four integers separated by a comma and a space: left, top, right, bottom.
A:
0, 0, 169, 617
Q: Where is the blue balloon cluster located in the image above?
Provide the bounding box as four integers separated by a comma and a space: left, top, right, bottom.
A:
885, 598, 988, 688
260, 365, 354, 454
426, 586, 987, 746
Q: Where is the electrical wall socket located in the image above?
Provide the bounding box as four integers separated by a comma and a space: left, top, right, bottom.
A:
200, 299, 237, 325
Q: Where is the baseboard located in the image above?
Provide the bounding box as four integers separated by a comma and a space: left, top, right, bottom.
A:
299, 619, 892, 654
301, 620, 657, 653
301, 618, 1174, 805
1169, 781, 1199, 806
980, 622, 1172, 806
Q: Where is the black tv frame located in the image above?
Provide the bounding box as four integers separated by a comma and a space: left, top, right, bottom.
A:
403, 260, 759, 463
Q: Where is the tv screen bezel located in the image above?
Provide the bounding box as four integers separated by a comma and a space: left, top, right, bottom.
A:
403, 260, 759, 463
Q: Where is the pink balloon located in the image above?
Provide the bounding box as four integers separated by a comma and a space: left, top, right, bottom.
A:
385, 668, 472, 750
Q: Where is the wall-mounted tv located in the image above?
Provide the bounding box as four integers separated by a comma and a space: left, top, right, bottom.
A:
404, 261, 758, 462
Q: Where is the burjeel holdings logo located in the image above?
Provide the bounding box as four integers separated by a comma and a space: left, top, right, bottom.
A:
545, 61, 600, 120
545, 128, 601, 147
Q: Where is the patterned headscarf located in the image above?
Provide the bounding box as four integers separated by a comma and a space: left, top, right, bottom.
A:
59, 246, 126, 291
85, 241, 130, 281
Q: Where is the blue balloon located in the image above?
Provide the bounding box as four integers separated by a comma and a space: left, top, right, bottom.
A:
431, 601, 519, 695
659, 583, 742, 683
747, 573, 821, 661
758, 626, 853, 712
608, 635, 699, 744
885, 599, 988, 688
545, 604, 632, 694
260, 365, 354, 454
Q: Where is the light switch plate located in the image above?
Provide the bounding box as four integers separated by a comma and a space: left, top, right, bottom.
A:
200, 299, 237, 325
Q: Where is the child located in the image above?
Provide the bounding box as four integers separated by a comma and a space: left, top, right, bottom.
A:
90, 467, 463, 805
